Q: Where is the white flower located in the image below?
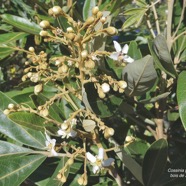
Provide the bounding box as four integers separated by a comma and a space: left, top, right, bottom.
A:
109, 41, 134, 63
57, 119, 77, 138
86, 148, 114, 174
45, 132, 58, 156
101, 83, 110, 93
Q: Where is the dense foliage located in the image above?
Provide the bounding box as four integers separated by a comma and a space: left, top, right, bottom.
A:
0, 0, 186, 186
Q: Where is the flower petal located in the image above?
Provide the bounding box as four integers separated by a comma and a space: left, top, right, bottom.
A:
113, 41, 122, 52
50, 139, 56, 146
51, 148, 58, 156
93, 165, 100, 174
86, 152, 96, 163
57, 129, 65, 136
122, 44, 129, 54
102, 158, 114, 167
69, 129, 77, 137
123, 55, 134, 63
45, 132, 51, 142
109, 52, 119, 60
97, 148, 104, 160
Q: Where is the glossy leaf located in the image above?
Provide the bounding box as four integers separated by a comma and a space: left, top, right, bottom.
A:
8, 112, 45, 131
0, 32, 28, 45
149, 35, 177, 78
0, 91, 46, 149
0, 46, 14, 60
122, 55, 157, 96
177, 71, 186, 130
1, 14, 41, 35
0, 141, 33, 159
83, 0, 96, 21
0, 154, 46, 186
128, 41, 142, 60
124, 8, 148, 15
142, 139, 168, 186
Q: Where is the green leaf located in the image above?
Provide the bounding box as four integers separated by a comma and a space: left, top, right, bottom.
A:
0, 154, 46, 186
46, 158, 69, 186
31, 94, 64, 122
149, 35, 177, 78
142, 139, 168, 186
1, 14, 41, 35
0, 141, 33, 159
8, 112, 45, 131
0, 32, 28, 45
122, 55, 157, 96
128, 41, 142, 60
0, 91, 46, 149
0, 46, 14, 60
177, 71, 186, 130
122, 10, 146, 30
83, 0, 96, 21
112, 139, 143, 185
124, 8, 148, 15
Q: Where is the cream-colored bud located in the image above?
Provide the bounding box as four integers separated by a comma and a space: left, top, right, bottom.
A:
97, 11, 103, 18
65, 33, 75, 40
78, 176, 84, 185
39, 20, 50, 29
66, 27, 74, 33
67, 158, 74, 165
57, 173, 62, 179
74, 34, 82, 42
61, 122, 69, 130
119, 88, 125, 93
125, 136, 133, 142
48, 8, 53, 15
113, 84, 118, 91
81, 50, 88, 59
39, 30, 48, 37
104, 127, 114, 139
85, 60, 95, 69
98, 90, 106, 99
34, 84, 43, 95
3, 109, 10, 115
118, 80, 127, 89
100, 17, 106, 23
105, 27, 117, 35
58, 65, 68, 73
92, 6, 99, 15
61, 176, 67, 183
25, 61, 30, 65
27, 72, 32, 78
30, 74, 40, 83
52, 6, 62, 15
85, 16, 95, 25
38, 106, 42, 110
28, 47, 35, 52
40, 108, 49, 117
101, 83, 110, 93
8, 103, 15, 109
22, 75, 27, 82
55, 60, 61, 66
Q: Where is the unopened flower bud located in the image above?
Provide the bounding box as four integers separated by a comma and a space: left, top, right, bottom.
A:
81, 50, 88, 59
78, 176, 84, 185
85, 60, 95, 69
22, 75, 27, 82
65, 33, 75, 40
67, 158, 74, 165
3, 109, 10, 115
105, 27, 117, 35
28, 47, 35, 52
92, 6, 99, 15
119, 88, 125, 93
57, 173, 62, 179
101, 83, 110, 93
48, 8, 54, 16
98, 90, 106, 99
97, 11, 103, 18
125, 136, 133, 142
39, 20, 50, 29
8, 103, 15, 109
61, 122, 69, 130
61, 176, 67, 183
39, 30, 48, 37
52, 6, 62, 15
85, 16, 95, 25
34, 84, 43, 95
66, 27, 74, 33
40, 108, 49, 117
100, 17, 106, 23
104, 127, 114, 139
118, 80, 127, 89
55, 60, 61, 66
58, 65, 68, 73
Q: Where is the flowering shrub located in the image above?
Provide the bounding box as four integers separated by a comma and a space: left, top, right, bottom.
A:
0, 0, 186, 185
